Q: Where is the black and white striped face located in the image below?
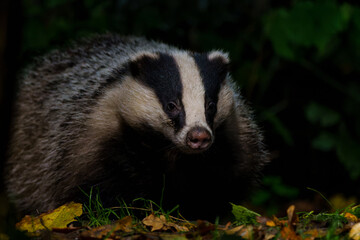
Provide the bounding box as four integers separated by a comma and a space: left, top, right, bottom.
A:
117, 50, 235, 153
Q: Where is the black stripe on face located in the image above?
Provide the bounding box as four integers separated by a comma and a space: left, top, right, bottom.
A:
193, 53, 229, 128
129, 53, 185, 132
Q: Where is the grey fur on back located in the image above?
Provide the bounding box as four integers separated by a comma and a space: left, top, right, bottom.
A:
6, 35, 172, 212
5, 34, 268, 218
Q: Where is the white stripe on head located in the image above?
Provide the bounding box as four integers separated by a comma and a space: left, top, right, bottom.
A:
172, 52, 212, 143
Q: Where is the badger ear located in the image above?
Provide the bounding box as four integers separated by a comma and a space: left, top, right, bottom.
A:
207, 50, 230, 81
208, 50, 230, 64
129, 52, 159, 77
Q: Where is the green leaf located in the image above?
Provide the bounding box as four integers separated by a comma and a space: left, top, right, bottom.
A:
340, 3, 352, 25
250, 190, 271, 206
263, 176, 299, 198
264, 1, 350, 60
305, 102, 340, 127
312, 132, 337, 151
230, 203, 260, 225
264, 9, 295, 60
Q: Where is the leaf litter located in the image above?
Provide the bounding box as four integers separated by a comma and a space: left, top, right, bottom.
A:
15, 201, 83, 236
14, 201, 360, 239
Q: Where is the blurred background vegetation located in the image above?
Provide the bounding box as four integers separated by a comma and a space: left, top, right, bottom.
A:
1, 0, 360, 232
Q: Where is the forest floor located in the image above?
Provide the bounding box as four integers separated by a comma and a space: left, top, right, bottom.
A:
9, 196, 360, 240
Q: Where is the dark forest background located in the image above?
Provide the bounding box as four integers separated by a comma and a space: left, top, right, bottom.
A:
1, 0, 360, 233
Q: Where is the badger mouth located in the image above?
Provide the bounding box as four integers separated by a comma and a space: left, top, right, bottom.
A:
183, 145, 212, 154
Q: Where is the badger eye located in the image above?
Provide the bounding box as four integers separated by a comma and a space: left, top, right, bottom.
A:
166, 102, 178, 113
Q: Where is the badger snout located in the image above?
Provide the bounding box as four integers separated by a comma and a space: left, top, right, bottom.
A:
186, 127, 212, 150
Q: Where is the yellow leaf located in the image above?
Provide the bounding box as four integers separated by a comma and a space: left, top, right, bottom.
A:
266, 220, 276, 227
350, 222, 360, 240
345, 212, 359, 223
16, 202, 83, 234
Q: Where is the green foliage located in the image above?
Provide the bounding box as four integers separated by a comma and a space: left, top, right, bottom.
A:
263, 176, 299, 199
132, 197, 180, 220
304, 101, 360, 180
299, 211, 347, 229
311, 132, 337, 152
80, 188, 124, 227
251, 176, 299, 215
348, 205, 360, 218
264, 1, 350, 60
230, 203, 260, 225
298, 210, 348, 240
264, 1, 360, 182
79, 187, 181, 227
260, 1, 360, 189
305, 102, 340, 127
305, 102, 340, 151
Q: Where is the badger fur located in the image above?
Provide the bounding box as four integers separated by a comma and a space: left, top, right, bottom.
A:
5, 34, 268, 219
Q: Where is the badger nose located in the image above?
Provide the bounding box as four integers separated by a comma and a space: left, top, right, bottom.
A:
186, 127, 212, 150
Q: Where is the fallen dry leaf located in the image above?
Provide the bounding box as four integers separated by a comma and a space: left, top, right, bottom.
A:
16, 202, 83, 234
345, 212, 359, 223
217, 221, 231, 230
272, 215, 287, 226
196, 220, 216, 236
350, 222, 360, 240
225, 225, 245, 235
142, 214, 189, 232
266, 220, 276, 227
166, 221, 189, 232
303, 228, 327, 240
225, 225, 253, 239
287, 205, 299, 228
256, 216, 276, 227
80, 216, 133, 239
142, 214, 165, 232
264, 232, 276, 240
281, 226, 302, 240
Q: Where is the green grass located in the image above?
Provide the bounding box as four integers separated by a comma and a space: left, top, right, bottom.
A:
132, 197, 180, 219
79, 187, 182, 227
80, 187, 125, 227
75, 187, 360, 240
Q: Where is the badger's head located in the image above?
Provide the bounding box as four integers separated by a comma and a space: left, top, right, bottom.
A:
112, 50, 235, 154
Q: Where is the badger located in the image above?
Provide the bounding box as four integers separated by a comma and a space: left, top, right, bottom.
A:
5, 34, 268, 219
